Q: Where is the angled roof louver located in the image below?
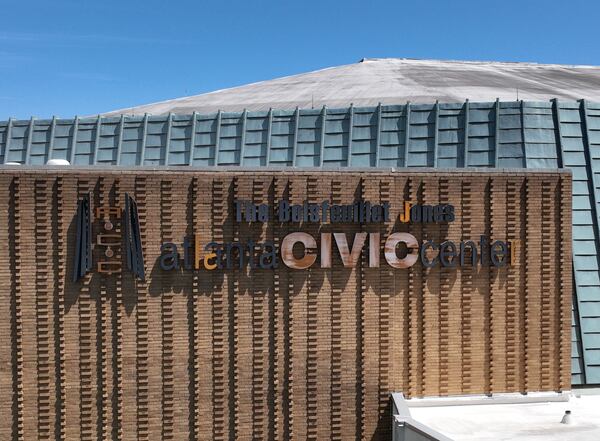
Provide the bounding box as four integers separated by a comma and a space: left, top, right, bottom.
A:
123, 193, 145, 281
73, 193, 92, 282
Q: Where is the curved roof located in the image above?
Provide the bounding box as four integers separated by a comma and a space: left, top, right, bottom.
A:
103, 58, 600, 116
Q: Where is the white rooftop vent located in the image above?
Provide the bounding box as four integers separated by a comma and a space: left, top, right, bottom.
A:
46, 159, 70, 166
561, 410, 572, 424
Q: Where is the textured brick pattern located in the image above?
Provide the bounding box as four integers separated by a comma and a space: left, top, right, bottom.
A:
0, 168, 571, 440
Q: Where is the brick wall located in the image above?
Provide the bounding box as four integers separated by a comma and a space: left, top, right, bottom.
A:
0, 168, 572, 440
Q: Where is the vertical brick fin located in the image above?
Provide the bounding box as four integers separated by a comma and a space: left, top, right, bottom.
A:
330, 179, 343, 441
422, 178, 441, 396
160, 180, 174, 440
489, 178, 507, 393
461, 180, 473, 393
421, 180, 429, 396
20, 177, 37, 440
146, 177, 163, 440
445, 175, 462, 396
553, 177, 567, 391
552, 178, 562, 391
526, 177, 545, 391
470, 177, 486, 394
189, 177, 201, 440
505, 182, 518, 392
263, 176, 273, 438
361, 176, 379, 438
416, 180, 425, 397
438, 178, 450, 396
517, 180, 528, 392
117, 176, 135, 440
231, 176, 240, 439
378, 179, 392, 440
271, 177, 282, 440
211, 179, 226, 441
195, 175, 214, 440
34, 179, 52, 440
252, 178, 266, 440
97, 282, 110, 438
168, 177, 190, 439
289, 175, 308, 439
134, 177, 149, 441
407, 178, 418, 398
112, 180, 124, 441
228, 176, 239, 440
284, 179, 294, 441
523, 179, 531, 391
306, 176, 319, 440
53, 176, 67, 440
96, 177, 110, 440
338, 177, 358, 439
315, 176, 331, 441
355, 178, 367, 440
486, 179, 494, 395
10, 177, 24, 441
77, 179, 94, 441
391, 178, 409, 395
559, 177, 572, 390
540, 182, 553, 390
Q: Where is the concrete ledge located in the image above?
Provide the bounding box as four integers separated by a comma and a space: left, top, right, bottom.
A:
405, 391, 571, 407
392, 393, 454, 441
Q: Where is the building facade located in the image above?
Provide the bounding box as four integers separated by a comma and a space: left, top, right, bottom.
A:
1, 98, 598, 385
0, 168, 571, 440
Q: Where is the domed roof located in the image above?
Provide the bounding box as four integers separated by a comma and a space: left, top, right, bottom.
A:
102, 58, 600, 116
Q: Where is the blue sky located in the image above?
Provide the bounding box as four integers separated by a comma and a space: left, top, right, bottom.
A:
1, 0, 599, 120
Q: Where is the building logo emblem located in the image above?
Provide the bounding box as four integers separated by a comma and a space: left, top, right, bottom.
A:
72, 193, 145, 282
